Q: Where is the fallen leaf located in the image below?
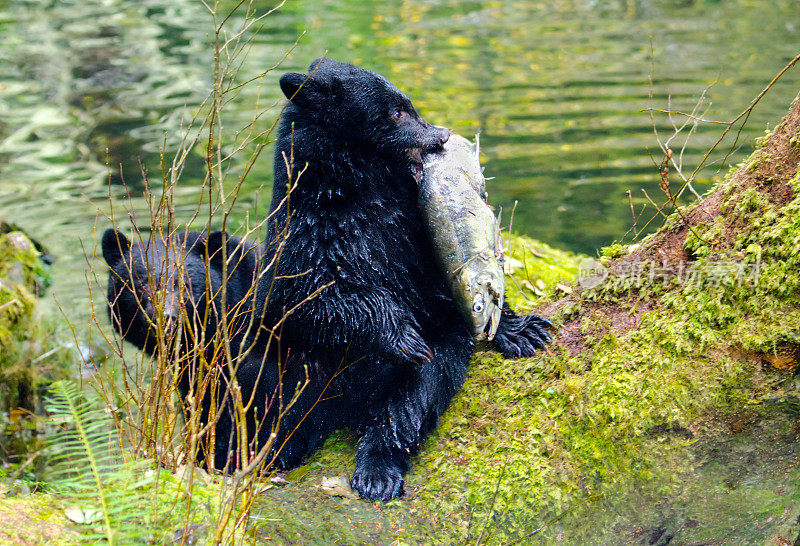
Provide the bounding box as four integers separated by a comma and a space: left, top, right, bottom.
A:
270, 475, 289, 486
64, 505, 102, 525
285, 464, 311, 483
320, 476, 359, 500
524, 244, 547, 258
555, 282, 573, 294
9, 409, 25, 425
253, 482, 274, 494
503, 256, 523, 274
521, 280, 544, 296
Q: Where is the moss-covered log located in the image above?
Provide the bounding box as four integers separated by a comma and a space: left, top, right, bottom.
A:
244, 94, 800, 543
0, 227, 73, 466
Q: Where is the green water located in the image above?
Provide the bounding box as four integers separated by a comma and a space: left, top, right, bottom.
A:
0, 0, 798, 316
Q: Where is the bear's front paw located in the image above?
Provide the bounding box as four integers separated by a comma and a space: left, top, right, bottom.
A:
350, 459, 405, 502
492, 305, 553, 359
392, 321, 433, 365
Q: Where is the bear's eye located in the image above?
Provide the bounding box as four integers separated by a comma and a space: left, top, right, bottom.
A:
391, 108, 404, 121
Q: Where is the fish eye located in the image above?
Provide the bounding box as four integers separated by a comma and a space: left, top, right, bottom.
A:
472, 301, 484, 313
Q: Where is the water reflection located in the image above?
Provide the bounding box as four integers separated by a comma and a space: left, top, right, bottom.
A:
0, 0, 797, 317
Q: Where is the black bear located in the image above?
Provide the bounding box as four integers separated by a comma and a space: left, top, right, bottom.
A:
248, 58, 551, 501
101, 228, 262, 468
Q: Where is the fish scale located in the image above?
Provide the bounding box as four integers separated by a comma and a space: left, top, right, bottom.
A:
419, 132, 504, 339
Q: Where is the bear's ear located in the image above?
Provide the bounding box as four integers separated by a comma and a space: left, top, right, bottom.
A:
280, 72, 323, 109
101, 228, 130, 265
308, 58, 325, 72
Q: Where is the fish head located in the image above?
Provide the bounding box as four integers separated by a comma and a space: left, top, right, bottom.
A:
458, 261, 504, 338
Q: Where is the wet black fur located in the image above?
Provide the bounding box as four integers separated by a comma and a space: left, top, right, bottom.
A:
100, 59, 553, 500
245, 59, 553, 501
101, 228, 262, 468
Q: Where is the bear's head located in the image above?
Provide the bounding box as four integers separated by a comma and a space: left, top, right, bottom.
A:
101, 228, 221, 354
279, 58, 449, 175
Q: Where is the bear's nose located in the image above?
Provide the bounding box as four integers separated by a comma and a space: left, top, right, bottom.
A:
438, 128, 450, 146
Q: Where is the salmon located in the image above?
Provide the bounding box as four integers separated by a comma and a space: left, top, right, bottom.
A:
419, 133, 504, 339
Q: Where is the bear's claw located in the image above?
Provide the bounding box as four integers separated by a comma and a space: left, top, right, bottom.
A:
491, 305, 554, 359
394, 322, 433, 365
350, 462, 405, 502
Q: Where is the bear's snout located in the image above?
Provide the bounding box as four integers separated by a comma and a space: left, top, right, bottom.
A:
436, 127, 450, 147
142, 284, 182, 330
420, 125, 450, 153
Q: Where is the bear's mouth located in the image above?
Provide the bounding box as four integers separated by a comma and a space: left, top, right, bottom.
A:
406, 147, 424, 181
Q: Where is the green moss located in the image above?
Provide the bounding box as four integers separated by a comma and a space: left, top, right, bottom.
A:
247, 162, 800, 540
0, 231, 70, 467
0, 232, 51, 295
601, 242, 626, 260
237, 132, 800, 542
552, 299, 581, 324
0, 494, 77, 544
502, 234, 583, 311
401, 310, 759, 541
416, 149, 799, 541
744, 133, 776, 174
754, 126, 774, 149
0, 233, 45, 403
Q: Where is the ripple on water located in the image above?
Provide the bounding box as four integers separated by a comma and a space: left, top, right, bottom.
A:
0, 0, 797, 321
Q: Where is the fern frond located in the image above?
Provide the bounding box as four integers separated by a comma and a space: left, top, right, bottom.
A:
46, 380, 221, 544
47, 380, 151, 544
49, 381, 114, 541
